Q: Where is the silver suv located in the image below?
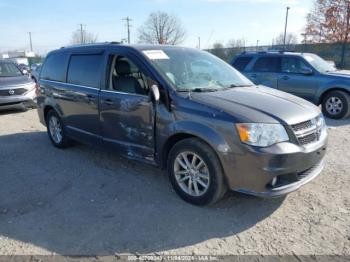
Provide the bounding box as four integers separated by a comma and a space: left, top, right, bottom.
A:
232, 51, 350, 119
0, 60, 37, 110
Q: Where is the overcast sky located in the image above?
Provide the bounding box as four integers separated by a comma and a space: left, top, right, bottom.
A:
0, 0, 313, 55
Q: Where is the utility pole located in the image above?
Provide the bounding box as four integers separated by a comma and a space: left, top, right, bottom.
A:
79, 23, 84, 44
28, 32, 33, 52
256, 40, 259, 51
283, 6, 290, 50
198, 37, 201, 49
122, 17, 132, 44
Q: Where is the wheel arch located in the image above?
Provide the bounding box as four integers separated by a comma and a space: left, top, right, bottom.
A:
318, 87, 350, 105
159, 122, 232, 169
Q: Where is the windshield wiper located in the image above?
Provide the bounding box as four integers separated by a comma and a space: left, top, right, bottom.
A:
226, 84, 253, 88
177, 87, 220, 92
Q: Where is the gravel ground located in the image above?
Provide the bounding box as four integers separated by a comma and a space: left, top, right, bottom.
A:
0, 109, 349, 256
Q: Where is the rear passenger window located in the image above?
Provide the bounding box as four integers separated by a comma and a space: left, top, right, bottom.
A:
253, 57, 280, 72
233, 57, 252, 71
67, 55, 103, 88
41, 52, 69, 82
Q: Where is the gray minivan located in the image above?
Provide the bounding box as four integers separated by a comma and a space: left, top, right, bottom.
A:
37, 44, 328, 205
232, 51, 350, 119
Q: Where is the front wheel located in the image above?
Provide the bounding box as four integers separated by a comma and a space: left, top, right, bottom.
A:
167, 138, 227, 206
322, 90, 350, 119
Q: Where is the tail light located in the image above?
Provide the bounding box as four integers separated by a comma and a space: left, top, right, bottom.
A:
35, 82, 40, 96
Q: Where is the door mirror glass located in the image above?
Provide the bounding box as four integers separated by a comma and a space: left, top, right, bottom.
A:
300, 68, 313, 75
150, 84, 160, 103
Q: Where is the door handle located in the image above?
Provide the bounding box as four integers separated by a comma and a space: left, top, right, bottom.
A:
102, 99, 114, 105
282, 75, 289, 80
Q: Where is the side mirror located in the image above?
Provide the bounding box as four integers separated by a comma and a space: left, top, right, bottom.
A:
22, 69, 28, 75
301, 68, 313, 75
150, 84, 160, 103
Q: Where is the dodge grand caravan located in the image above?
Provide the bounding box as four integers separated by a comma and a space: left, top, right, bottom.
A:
37, 43, 328, 205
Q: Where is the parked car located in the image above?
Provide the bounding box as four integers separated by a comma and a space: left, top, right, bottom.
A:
17, 63, 30, 74
231, 51, 350, 119
31, 64, 42, 83
0, 60, 37, 110
37, 44, 327, 205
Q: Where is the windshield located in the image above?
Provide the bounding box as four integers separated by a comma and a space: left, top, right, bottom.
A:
143, 48, 253, 92
302, 53, 336, 73
0, 62, 23, 77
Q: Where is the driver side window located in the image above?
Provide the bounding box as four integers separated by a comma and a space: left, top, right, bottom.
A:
108, 55, 149, 95
281, 57, 311, 74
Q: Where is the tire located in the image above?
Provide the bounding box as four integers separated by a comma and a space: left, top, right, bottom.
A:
322, 90, 350, 119
167, 138, 227, 206
46, 110, 71, 148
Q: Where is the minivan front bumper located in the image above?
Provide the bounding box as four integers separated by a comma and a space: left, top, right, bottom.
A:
222, 135, 327, 197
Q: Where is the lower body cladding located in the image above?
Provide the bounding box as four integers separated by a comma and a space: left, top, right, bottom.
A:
0, 88, 37, 111
221, 137, 328, 197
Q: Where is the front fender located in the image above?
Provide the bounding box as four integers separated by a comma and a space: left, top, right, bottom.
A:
315, 80, 350, 104
168, 120, 232, 153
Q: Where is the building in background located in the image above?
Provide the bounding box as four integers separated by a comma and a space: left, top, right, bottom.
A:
0, 51, 36, 65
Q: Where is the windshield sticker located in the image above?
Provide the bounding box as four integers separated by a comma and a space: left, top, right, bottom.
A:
143, 50, 169, 60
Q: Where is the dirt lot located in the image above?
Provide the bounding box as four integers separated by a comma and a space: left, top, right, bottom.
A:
0, 109, 349, 256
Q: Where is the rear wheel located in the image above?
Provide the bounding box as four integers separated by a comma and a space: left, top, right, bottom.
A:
167, 138, 227, 206
322, 90, 350, 119
46, 110, 71, 148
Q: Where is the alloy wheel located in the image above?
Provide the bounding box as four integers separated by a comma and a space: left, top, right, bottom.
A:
173, 151, 210, 197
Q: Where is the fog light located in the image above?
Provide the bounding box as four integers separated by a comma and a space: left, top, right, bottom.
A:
271, 177, 277, 187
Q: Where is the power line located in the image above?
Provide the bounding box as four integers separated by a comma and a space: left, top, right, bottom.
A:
122, 17, 132, 44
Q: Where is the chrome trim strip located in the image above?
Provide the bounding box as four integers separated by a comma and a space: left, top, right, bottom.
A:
41, 79, 99, 91
100, 89, 148, 98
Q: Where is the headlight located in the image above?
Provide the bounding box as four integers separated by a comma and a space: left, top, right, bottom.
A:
235, 123, 289, 147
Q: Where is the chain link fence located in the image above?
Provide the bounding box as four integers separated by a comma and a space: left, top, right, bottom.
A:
207, 43, 350, 69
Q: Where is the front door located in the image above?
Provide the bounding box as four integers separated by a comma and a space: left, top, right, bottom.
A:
277, 56, 318, 101
99, 52, 155, 161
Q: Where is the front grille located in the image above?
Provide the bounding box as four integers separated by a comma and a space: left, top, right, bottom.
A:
0, 88, 28, 97
291, 117, 322, 146
291, 120, 313, 132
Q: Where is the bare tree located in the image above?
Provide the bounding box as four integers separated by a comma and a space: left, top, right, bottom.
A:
70, 29, 98, 45
304, 0, 350, 67
138, 11, 186, 45
272, 32, 298, 47
210, 42, 228, 61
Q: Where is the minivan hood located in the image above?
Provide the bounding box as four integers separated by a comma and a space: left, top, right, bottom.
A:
0, 75, 32, 89
191, 86, 320, 125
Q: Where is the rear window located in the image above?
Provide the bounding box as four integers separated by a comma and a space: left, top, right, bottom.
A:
41, 52, 69, 82
253, 57, 280, 72
67, 54, 103, 88
232, 57, 252, 71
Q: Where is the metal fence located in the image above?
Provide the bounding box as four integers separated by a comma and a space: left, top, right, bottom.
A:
207, 43, 350, 69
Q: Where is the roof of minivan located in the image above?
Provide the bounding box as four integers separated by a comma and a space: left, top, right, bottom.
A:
56, 42, 191, 52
